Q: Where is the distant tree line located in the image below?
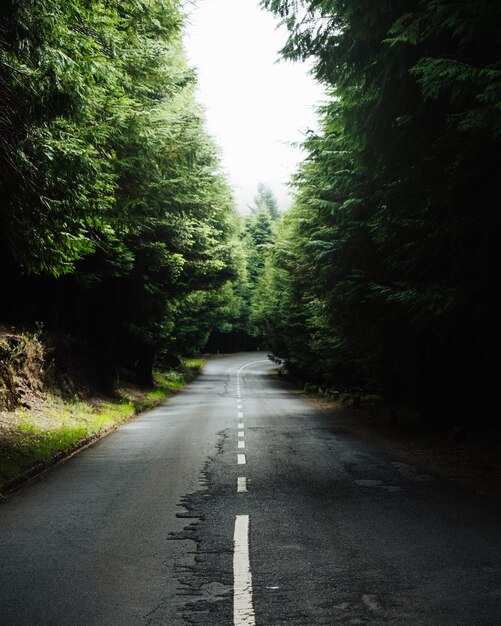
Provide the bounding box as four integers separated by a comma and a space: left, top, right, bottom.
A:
0, 0, 246, 387
205, 182, 280, 353
257, 0, 501, 427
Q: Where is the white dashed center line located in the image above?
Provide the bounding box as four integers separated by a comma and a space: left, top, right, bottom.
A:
233, 515, 255, 625
233, 360, 271, 625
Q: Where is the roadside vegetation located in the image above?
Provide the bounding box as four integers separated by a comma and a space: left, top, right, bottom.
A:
257, 0, 501, 433
0, 0, 246, 387
0, 326, 205, 491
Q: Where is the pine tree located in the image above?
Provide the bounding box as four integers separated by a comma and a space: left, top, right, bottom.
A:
0, 0, 243, 385
260, 0, 501, 424
251, 182, 280, 220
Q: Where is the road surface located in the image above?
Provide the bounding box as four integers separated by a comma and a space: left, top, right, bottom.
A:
1, 352, 501, 625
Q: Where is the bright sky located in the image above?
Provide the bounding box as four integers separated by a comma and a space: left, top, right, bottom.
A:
182, 0, 324, 213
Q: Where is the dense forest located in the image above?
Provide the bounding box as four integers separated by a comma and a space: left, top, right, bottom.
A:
1, 0, 500, 431
0, 0, 253, 388
256, 0, 501, 428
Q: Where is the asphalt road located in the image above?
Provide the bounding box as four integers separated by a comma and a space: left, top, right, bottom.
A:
1, 352, 501, 625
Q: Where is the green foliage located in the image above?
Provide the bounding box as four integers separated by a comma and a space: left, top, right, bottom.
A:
234, 185, 281, 339
259, 0, 501, 423
250, 182, 280, 220
0, 0, 124, 275
0, 0, 242, 383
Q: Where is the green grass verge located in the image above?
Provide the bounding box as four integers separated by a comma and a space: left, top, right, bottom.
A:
0, 358, 206, 490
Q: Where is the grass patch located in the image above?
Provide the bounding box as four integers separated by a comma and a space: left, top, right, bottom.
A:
183, 357, 206, 373
0, 358, 207, 490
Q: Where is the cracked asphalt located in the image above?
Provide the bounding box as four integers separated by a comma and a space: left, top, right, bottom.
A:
1, 352, 501, 625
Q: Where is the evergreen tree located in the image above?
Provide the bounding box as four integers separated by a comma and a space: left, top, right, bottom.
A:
260, 0, 501, 425
0, 0, 243, 385
251, 182, 280, 220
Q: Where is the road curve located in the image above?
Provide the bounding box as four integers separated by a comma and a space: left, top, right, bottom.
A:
1, 352, 501, 625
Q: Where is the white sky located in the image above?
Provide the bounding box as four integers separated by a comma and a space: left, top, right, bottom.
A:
182, 0, 324, 213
